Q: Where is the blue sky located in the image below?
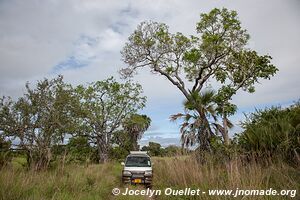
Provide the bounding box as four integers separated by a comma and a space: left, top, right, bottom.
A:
0, 0, 300, 147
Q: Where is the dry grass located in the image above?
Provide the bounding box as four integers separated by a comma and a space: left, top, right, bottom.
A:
0, 163, 121, 200
153, 156, 299, 199
0, 156, 299, 200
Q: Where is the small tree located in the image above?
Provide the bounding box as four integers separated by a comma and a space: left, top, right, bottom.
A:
0, 76, 75, 170
143, 142, 163, 156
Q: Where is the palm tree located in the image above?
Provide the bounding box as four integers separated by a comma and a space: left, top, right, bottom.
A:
171, 90, 217, 150
171, 90, 234, 150
123, 114, 151, 150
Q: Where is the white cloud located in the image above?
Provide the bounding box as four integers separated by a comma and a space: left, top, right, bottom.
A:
139, 136, 180, 148
0, 0, 300, 144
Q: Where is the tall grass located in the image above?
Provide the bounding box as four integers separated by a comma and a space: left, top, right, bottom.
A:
0, 156, 299, 200
0, 163, 122, 200
153, 155, 299, 199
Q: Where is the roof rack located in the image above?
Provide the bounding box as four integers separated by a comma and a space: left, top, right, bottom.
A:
130, 151, 148, 155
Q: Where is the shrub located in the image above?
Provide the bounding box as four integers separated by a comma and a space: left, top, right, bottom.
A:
109, 146, 129, 161
66, 136, 94, 164
237, 102, 300, 165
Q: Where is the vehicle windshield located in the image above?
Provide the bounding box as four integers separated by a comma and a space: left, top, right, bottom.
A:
125, 156, 151, 167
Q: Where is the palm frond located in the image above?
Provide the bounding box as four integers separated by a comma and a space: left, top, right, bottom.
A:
225, 117, 234, 129
170, 113, 185, 121
212, 122, 224, 135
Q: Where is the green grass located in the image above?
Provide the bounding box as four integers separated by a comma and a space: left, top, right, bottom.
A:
0, 163, 120, 200
11, 156, 27, 169
0, 156, 299, 200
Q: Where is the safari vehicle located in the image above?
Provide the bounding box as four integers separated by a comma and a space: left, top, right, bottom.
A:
121, 151, 152, 186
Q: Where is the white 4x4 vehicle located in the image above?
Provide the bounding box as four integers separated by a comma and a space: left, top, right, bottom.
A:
121, 151, 152, 186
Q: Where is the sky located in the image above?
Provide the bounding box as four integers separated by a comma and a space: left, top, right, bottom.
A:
0, 0, 300, 147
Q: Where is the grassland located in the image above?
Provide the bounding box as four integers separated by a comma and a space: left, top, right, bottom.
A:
0, 156, 299, 200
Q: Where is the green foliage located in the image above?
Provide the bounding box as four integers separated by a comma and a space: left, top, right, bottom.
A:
0, 75, 76, 170
171, 90, 234, 149
112, 130, 133, 154
109, 146, 129, 161
164, 145, 182, 156
74, 77, 146, 163
0, 75, 148, 166
66, 136, 94, 164
110, 114, 151, 159
51, 144, 67, 163
142, 142, 163, 156
172, 90, 216, 148
141, 144, 183, 157
237, 102, 300, 164
123, 114, 151, 150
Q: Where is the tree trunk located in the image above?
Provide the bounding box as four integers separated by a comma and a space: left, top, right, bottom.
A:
26, 150, 33, 169
223, 114, 230, 146
98, 148, 108, 163
97, 135, 109, 163
196, 109, 213, 151
133, 134, 139, 151
34, 148, 52, 171
133, 143, 138, 151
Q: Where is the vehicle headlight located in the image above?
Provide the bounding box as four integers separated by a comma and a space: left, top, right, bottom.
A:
145, 170, 152, 176
123, 170, 131, 176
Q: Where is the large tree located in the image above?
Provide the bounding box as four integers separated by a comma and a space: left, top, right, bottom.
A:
74, 77, 146, 163
0, 76, 75, 170
120, 8, 278, 148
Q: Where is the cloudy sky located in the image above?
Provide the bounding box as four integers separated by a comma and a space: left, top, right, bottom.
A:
1, 0, 299, 147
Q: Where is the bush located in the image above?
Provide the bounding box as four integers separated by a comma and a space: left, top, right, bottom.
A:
141, 142, 164, 156
66, 136, 94, 164
109, 146, 129, 161
164, 145, 182, 156
237, 102, 300, 165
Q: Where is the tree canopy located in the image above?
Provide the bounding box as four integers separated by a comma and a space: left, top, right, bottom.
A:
0, 76, 149, 168
74, 77, 146, 163
0, 76, 75, 170
123, 114, 151, 150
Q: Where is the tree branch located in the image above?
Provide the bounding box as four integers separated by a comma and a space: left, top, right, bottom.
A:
153, 63, 190, 100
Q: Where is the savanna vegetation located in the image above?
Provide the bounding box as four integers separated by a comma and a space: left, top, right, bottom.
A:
0, 8, 299, 200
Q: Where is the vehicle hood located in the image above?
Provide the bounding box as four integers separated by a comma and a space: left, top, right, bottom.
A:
123, 166, 152, 172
